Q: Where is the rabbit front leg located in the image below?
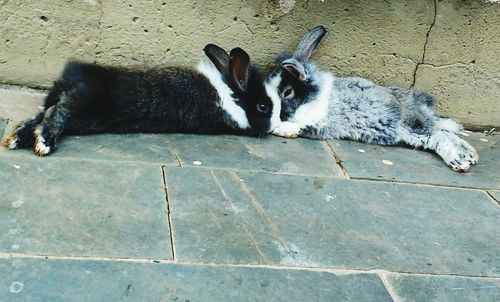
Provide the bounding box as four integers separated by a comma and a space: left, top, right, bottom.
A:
272, 121, 303, 138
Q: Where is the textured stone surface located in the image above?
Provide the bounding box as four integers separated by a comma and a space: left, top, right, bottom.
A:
49, 133, 179, 165
1, 1, 498, 127
0, 87, 45, 122
488, 190, 500, 204
0, 1, 429, 87
0, 117, 6, 139
386, 273, 500, 302
165, 168, 500, 276
165, 168, 266, 264
167, 134, 344, 177
0, 157, 172, 259
0, 87, 46, 141
415, 64, 500, 129
1, 132, 180, 166
416, 0, 500, 127
328, 132, 500, 190
0, 259, 392, 302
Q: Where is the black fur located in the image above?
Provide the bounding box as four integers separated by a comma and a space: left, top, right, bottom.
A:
4, 45, 274, 156
52, 62, 232, 134
237, 67, 274, 133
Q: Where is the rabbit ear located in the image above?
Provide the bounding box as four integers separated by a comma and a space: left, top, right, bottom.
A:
204, 44, 230, 76
281, 58, 308, 81
293, 25, 327, 63
229, 47, 250, 92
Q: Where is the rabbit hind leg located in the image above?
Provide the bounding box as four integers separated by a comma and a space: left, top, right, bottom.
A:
426, 131, 478, 172
3, 112, 45, 149
398, 125, 478, 172
3, 80, 69, 150
33, 102, 74, 156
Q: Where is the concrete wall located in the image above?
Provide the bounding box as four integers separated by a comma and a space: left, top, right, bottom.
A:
0, 0, 498, 129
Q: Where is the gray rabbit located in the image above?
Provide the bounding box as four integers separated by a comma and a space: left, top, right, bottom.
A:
265, 26, 478, 172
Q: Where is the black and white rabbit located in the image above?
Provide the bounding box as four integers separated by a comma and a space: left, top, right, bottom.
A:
265, 26, 478, 172
4, 44, 280, 156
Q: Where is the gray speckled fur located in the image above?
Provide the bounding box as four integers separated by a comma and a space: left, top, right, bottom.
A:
304, 76, 435, 144
268, 26, 478, 172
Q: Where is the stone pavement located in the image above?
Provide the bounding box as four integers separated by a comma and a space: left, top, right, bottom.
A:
0, 87, 499, 301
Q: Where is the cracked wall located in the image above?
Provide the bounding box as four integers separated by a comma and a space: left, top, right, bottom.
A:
0, 0, 498, 128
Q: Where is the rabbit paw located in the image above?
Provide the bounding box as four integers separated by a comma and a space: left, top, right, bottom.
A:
33, 127, 54, 156
3, 132, 18, 149
272, 122, 301, 138
445, 145, 479, 172
3, 123, 36, 149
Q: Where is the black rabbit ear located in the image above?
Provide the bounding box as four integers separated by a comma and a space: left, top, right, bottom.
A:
204, 44, 230, 76
293, 25, 327, 63
229, 47, 250, 92
281, 58, 308, 81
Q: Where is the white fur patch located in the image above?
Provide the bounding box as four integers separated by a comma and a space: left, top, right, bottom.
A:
196, 59, 250, 130
34, 128, 51, 156
272, 121, 301, 138
426, 131, 478, 172
264, 74, 283, 131
292, 71, 333, 125
436, 118, 463, 133
6, 137, 18, 149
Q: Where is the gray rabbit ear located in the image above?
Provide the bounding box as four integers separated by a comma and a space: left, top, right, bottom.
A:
204, 44, 230, 77
293, 25, 327, 63
281, 58, 308, 81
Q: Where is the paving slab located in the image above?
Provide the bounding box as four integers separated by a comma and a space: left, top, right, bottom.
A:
0, 156, 172, 259
166, 134, 344, 177
50, 133, 179, 165
328, 132, 500, 189
0, 129, 180, 166
0, 258, 392, 302
0, 87, 45, 124
385, 273, 500, 302
165, 168, 265, 264
165, 167, 500, 276
487, 190, 500, 204
0, 87, 45, 141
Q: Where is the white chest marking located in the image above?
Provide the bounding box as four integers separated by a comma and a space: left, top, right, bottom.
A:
196, 59, 250, 129
291, 72, 333, 127
264, 74, 283, 131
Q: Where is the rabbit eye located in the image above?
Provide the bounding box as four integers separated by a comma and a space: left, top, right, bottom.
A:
281, 86, 295, 99
257, 103, 268, 113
